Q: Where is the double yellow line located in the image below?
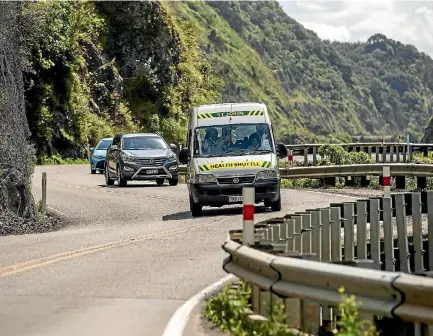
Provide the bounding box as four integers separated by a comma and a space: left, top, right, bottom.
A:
0, 222, 215, 278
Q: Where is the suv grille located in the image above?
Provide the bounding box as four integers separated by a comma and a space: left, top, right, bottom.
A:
136, 158, 166, 166
217, 176, 255, 185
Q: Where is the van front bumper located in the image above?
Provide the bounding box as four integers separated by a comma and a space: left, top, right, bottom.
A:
191, 179, 280, 206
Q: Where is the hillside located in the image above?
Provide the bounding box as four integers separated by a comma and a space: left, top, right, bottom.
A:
15, 0, 433, 161
184, 1, 433, 143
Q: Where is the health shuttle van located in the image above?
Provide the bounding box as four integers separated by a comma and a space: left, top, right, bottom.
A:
178, 102, 288, 217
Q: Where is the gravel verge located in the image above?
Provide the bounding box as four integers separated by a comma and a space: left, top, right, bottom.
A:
0, 208, 70, 236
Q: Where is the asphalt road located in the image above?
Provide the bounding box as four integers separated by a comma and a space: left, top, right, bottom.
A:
0, 165, 353, 336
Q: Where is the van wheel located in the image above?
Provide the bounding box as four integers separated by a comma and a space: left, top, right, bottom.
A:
105, 167, 114, 186
190, 196, 202, 217
169, 177, 178, 186
117, 166, 127, 187
156, 179, 165, 186
270, 195, 281, 212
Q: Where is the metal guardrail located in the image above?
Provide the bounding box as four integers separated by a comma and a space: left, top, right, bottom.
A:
179, 163, 433, 189
279, 163, 433, 178
222, 190, 433, 334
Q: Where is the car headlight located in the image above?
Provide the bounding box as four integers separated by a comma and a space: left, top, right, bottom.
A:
193, 174, 217, 184
256, 169, 278, 180
167, 152, 177, 161
121, 153, 136, 162
92, 154, 104, 159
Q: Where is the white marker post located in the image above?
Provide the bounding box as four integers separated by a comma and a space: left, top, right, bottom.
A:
288, 150, 293, 166
383, 166, 391, 198
242, 187, 255, 245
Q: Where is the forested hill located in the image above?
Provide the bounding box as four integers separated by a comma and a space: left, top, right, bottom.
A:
193, 1, 433, 143
16, 0, 433, 161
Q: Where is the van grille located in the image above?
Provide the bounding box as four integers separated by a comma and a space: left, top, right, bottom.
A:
217, 176, 255, 185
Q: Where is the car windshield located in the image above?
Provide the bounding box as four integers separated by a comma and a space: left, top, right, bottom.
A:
95, 139, 112, 150
122, 136, 167, 150
193, 123, 274, 158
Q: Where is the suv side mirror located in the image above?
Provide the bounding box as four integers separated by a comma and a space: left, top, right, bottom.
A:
179, 148, 190, 164
276, 143, 287, 158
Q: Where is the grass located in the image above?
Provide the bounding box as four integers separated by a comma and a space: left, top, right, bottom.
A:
37, 153, 89, 165
204, 280, 380, 336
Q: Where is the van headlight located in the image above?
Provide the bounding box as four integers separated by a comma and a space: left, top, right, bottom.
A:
256, 169, 278, 180
193, 174, 217, 184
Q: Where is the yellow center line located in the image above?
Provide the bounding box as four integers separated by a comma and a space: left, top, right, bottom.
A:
0, 222, 215, 278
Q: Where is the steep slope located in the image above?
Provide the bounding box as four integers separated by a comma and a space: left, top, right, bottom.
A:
331, 34, 433, 142
166, 1, 306, 142
0, 2, 37, 231
203, 0, 363, 142
173, 0, 433, 143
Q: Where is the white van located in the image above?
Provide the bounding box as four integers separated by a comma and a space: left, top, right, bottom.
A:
178, 102, 288, 217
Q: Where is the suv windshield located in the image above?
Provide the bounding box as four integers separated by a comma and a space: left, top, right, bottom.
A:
122, 136, 167, 150
95, 139, 112, 150
193, 123, 274, 158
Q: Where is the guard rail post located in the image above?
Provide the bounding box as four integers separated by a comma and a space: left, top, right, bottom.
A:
288, 150, 293, 166
283, 253, 320, 335
242, 187, 255, 245
41, 172, 47, 214
383, 166, 391, 198
303, 148, 308, 166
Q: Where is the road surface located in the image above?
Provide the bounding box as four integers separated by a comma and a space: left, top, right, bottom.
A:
0, 165, 353, 336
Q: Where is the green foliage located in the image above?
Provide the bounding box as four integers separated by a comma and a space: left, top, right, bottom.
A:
169, 1, 433, 143
334, 287, 380, 336
22, 0, 138, 159
204, 281, 380, 336
38, 153, 88, 165
204, 282, 293, 336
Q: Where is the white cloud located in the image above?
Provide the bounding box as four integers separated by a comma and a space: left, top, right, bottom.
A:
278, 0, 433, 56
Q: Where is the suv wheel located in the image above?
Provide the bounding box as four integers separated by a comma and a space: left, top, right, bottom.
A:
105, 166, 114, 186
270, 194, 281, 212
117, 166, 127, 187
91, 169, 96, 174
189, 196, 202, 217
168, 177, 178, 186
156, 179, 164, 186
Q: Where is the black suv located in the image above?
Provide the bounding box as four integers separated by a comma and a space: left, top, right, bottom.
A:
105, 133, 179, 187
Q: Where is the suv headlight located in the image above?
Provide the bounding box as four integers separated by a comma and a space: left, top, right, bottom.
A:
121, 153, 136, 162
193, 174, 217, 184
256, 169, 278, 180
167, 152, 177, 161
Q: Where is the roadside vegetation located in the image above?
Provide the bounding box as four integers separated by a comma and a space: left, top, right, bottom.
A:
204, 280, 379, 336
280, 144, 433, 191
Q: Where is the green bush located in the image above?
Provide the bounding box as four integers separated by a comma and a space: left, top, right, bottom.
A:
204, 281, 380, 336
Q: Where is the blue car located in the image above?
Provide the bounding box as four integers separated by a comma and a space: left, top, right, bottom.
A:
90, 137, 113, 174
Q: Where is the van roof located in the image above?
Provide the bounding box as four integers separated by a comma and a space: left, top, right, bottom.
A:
192, 102, 269, 126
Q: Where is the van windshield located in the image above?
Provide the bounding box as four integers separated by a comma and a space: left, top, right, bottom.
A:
193, 123, 275, 158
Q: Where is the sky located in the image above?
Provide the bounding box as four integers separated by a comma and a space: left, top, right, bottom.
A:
278, 0, 433, 56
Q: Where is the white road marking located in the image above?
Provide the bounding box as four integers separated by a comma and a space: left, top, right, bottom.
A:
162, 189, 371, 335
161, 274, 235, 336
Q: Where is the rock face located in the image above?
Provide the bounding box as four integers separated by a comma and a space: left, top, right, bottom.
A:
0, 2, 37, 233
